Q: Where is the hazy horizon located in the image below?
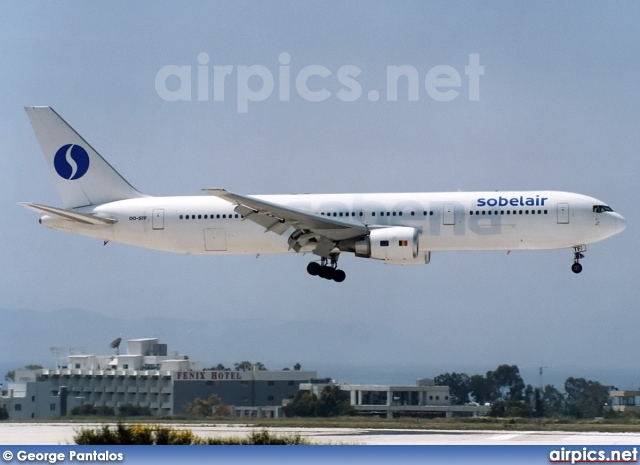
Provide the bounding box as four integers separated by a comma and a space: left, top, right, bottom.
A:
2, 2, 638, 396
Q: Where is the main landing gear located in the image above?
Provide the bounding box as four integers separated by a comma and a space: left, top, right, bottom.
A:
306, 255, 346, 283
571, 245, 586, 274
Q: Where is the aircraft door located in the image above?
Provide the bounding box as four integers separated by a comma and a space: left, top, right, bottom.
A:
557, 203, 569, 224
443, 203, 455, 225
152, 209, 165, 230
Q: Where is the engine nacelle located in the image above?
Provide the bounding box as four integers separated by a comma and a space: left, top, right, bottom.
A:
355, 226, 419, 261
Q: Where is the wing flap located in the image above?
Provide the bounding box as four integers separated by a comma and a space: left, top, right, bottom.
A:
204, 188, 368, 241
20, 202, 117, 225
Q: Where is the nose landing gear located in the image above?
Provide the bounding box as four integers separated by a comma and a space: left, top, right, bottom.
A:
306, 254, 346, 282
571, 245, 586, 274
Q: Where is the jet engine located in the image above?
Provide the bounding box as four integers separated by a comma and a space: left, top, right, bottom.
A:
355, 226, 419, 261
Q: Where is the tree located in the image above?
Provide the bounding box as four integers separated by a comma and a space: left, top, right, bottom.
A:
283, 391, 317, 417
293, 363, 302, 371
185, 394, 231, 417
542, 385, 565, 418
25, 364, 43, 370
487, 364, 525, 401
468, 374, 498, 404
533, 388, 544, 418
284, 386, 354, 417
434, 372, 470, 405
564, 377, 611, 419
315, 386, 355, 417
5, 365, 44, 381
489, 400, 533, 418
234, 361, 253, 372
209, 364, 229, 371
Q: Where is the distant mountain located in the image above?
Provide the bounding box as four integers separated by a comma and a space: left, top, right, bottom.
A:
0, 307, 419, 376
1, 308, 631, 390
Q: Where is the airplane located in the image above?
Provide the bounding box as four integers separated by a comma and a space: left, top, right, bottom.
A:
21, 106, 626, 283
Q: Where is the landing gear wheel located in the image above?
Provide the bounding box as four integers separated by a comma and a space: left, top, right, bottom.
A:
319, 267, 334, 280
571, 245, 586, 274
306, 254, 346, 282
307, 262, 321, 276
332, 269, 346, 283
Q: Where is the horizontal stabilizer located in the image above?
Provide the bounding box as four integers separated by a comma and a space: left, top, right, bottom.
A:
19, 202, 116, 225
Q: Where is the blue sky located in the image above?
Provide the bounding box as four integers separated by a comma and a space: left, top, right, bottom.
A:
1, 2, 638, 386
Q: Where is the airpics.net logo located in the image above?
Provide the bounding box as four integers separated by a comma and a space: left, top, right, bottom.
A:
155, 53, 484, 113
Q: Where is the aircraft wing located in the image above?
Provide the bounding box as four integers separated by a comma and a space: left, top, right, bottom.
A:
204, 189, 369, 256
20, 202, 117, 225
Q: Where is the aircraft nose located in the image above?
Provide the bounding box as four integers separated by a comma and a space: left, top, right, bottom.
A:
615, 213, 627, 234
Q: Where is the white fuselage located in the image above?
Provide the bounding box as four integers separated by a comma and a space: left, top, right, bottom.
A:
40, 190, 626, 258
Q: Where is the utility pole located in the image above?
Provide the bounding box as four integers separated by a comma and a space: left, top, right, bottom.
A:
538, 363, 549, 390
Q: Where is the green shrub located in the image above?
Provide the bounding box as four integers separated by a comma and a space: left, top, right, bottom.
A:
71, 404, 115, 416
118, 404, 152, 417
74, 423, 309, 445
74, 423, 198, 445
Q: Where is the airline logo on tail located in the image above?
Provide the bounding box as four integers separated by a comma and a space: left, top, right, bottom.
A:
53, 144, 90, 180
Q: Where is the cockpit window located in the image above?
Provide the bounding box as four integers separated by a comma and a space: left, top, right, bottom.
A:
593, 205, 614, 213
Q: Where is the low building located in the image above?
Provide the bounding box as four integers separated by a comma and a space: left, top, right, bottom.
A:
1, 337, 316, 420
610, 390, 640, 414
0, 370, 64, 420
300, 378, 489, 418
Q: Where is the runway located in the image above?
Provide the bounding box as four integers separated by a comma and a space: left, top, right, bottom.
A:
1, 423, 639, 445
